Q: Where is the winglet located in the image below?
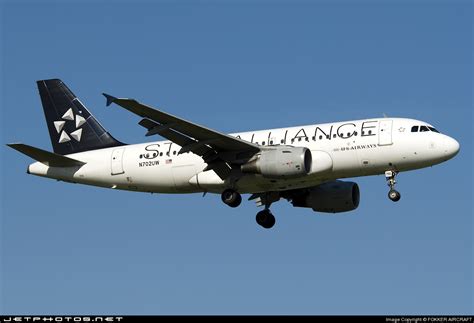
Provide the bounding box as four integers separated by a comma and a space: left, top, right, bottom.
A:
102, 93, 117, 107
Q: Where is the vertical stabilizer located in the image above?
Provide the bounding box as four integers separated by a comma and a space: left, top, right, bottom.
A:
37, 79, 123, 155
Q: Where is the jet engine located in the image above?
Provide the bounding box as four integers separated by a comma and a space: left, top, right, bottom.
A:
241, 146, 312, 178
291, 180, 360, 213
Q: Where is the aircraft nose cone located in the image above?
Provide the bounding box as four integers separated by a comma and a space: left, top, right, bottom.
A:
444, 136, 460, 159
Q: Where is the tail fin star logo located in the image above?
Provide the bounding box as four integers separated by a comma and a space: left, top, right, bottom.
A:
54, 108, 86, 144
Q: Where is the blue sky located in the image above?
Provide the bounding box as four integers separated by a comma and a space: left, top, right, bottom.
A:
1, 0, 472, 315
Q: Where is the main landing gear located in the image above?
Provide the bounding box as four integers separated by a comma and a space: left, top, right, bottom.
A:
221, 189, 278, 229
256, 209, 275, 229
221, 189, 242, 208
253, 192, 279, 229
385, 170, 401, 202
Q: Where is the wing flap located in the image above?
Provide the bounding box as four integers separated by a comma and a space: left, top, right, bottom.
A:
138, 118, 213, 157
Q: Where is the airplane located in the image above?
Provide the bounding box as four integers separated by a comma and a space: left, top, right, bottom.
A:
7, 79, 460, 229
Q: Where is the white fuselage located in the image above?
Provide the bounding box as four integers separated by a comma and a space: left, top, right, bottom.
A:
27, 118, 459, 194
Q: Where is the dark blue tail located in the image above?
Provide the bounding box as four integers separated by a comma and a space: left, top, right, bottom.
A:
37, 79, 123, 155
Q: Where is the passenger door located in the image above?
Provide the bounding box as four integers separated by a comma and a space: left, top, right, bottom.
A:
378, 120, 393, 146
111, 148, 125, 175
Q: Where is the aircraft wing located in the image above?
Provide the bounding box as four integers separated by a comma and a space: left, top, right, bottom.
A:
103, 93, 260, 178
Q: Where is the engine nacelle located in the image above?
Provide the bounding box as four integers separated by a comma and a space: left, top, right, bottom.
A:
292, 180, 360, 213
241, 146, 312, 178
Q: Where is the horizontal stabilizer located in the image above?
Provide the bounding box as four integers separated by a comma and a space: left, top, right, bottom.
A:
7, 143, 86, 167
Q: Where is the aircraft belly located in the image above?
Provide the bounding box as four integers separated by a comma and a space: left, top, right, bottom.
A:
235, 174, 325, 194
133, 165, 177, 192
172, 164, 202, 193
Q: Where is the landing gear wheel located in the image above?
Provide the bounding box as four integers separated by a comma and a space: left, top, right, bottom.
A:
385, 170, 401, 202
256, 209, 276, 229
388, 189, 401, 202
221, 189, 242, 208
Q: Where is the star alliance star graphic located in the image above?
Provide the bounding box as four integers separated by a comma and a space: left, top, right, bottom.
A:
53, 108, 86, 143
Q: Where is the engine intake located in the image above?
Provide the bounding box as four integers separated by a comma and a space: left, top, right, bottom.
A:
292, 180, 360, 213
241, 146, 312, 178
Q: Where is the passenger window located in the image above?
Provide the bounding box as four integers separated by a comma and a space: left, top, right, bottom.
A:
411, 126, 419, 132
173, 151, 176, 155
368, 130, 372, 135
160, 152, 163, 156
333, 134, 336, 138
312, 136, 315, 141
262, 141, 265, 145
420, 126, 429, 132
319, 135, 323, 140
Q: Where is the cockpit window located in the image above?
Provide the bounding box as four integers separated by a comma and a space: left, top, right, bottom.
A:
411, 125, 440, 133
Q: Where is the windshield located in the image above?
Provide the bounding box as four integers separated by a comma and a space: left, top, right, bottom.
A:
411, 125, 441, 133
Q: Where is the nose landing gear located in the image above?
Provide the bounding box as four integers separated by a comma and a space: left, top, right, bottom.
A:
388, 189, 401, 202
385, 170, 401, 202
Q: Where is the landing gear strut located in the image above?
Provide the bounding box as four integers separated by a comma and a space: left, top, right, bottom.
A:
385, 170, 401, 202
221, 189, 242, 208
